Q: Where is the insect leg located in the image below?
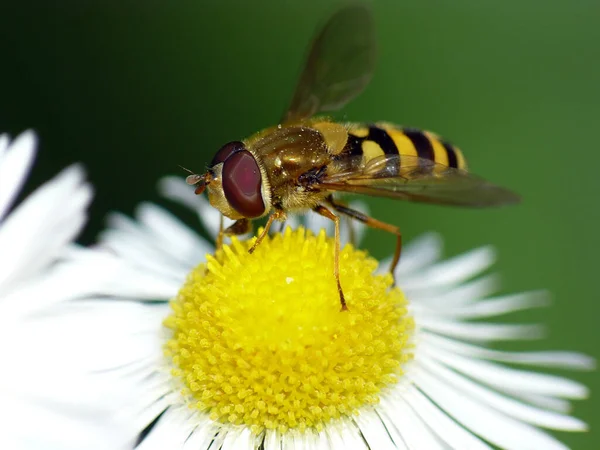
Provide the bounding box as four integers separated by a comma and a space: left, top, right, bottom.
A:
326, 197, 356, 245
224, 218, 252, 239
313, 205, 348, 311
216, 214, 225, 250
249, 210, 286, 254
327, 196, 402, 286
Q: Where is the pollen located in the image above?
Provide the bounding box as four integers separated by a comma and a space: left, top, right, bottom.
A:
164, 227, 414, 433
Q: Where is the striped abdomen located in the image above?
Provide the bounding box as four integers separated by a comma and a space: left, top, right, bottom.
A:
340, 122, 467, 174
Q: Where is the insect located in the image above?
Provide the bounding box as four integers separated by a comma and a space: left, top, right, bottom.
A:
186, 5, 519, 311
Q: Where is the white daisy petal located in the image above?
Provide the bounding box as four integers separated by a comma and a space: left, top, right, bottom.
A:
0, 133, 9, 157
324, 423, 367, 450
101, 209, 197, 279
401, 245, 495, 291
417, 319, 545, 341
0, 164, 91, 294
0, 131, 149, 449
0, 130, 36, 221
283, 213, 302, 231
136, 203, 211, 267
339, 421, 371, 448
67, 251, 181, 300
380, 398, 444, 449
181, 418, 220, 450
219, 427, 255, 450
305, 208, 334, 236
206, 431, 228, 450
507, 393, 573, 414
421, 344, 589, 399
263, 430, 280, 450
420, 333, 595, 370
414, 291, 549, 319
136, 408, 195, 450
417, 356, 588, 431
402, 386, 492, 450
353, 411, 398, 450
413, 368, 570, 450
381, 232, 442, 277
282, 430, 307, 450
409, 273, 499, 309
368, 410, 407, 449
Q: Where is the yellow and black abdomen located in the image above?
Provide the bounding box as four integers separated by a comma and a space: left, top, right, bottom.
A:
343, 122, 467, 173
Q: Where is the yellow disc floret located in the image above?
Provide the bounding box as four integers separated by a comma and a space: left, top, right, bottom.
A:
164, 227, 414, 434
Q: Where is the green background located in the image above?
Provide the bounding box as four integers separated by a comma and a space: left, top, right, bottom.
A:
1, 0, 597, 447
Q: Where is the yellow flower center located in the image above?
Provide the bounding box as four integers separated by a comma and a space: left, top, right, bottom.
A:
164, 227, 414, 434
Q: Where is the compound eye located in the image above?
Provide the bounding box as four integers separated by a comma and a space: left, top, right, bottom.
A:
211, 141, 245, 167
222, 150, 265, 218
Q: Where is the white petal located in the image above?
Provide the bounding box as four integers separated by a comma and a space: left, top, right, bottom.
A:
2, 397, 134, 450
71, 249, 181, 300
0, 133, 9, 157
206, 429, 228, 450
135, 408, 195, 450
420, 343, 589, 399
0, 164, 91, 294
0, 130, 37, 221
102, 209, 200, 277
305, 209, 334, 237
99, 215, 192, 285
417, 319, 544, 341
401, 245, 495, 291
291, 430, 321, 450
324, 422, 368, 450
408, 274, 499, 309
284, 213, 301, 231
412, 367, 570, 450
381, 232, 442, 277
137, 203, 211, 266
281, 430, 303, 450
417, 356, 588, 431
413, 291, 549, 319
263, 429, 281, 450
354, 410, 399, 450
181, 418, 221, 450
221, 427, 254, 450
380, 397, 445, 449
507, 393, 573, 414
366, 409, 407, 449
402, 386, 491, 449
420, 333, 595, 370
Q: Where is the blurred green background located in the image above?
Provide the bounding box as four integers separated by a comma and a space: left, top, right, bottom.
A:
1, 0, 598, 446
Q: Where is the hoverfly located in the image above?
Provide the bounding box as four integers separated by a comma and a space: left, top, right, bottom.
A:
186, 5, 519, 310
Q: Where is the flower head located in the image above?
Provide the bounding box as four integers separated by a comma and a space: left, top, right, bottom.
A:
63, 176, 593, 450
165, 227, 413, 434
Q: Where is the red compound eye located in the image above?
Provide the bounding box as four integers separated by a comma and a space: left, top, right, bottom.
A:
221, 150, 265, 218
211, 141, 245, 167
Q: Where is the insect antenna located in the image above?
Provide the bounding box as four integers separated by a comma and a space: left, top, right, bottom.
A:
179, 165, 209, 195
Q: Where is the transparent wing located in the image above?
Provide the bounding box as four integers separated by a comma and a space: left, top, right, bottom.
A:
320, 154, 520, 207
282, 5, 377, 123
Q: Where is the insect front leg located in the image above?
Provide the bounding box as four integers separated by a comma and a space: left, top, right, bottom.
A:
248, 210, 286, 254
216, 214, 225, 250
313, 205, 347, 312
327, 195, 402, 287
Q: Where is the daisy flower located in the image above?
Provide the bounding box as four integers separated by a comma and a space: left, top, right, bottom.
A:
0, 131, 133, 449
69, 176, 592, 450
